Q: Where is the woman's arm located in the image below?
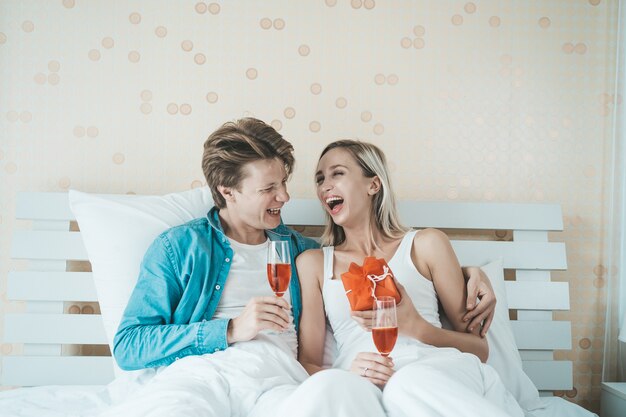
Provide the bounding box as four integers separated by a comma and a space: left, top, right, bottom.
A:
402, 228, 489, 362
296, 249, 328, 375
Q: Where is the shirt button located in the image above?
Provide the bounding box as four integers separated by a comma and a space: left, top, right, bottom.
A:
215, 284, 221, 290
214, 348, 220, 352
175, 357, 180, 361
225, 257, 230, 262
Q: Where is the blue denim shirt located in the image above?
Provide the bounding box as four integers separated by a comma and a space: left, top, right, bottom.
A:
113, 207, 319, 371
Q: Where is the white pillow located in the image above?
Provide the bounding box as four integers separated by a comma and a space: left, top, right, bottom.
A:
69, 188, 214, 375
482, 258, 542, 411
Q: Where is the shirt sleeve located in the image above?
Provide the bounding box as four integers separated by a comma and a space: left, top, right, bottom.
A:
112, 235, 229, 370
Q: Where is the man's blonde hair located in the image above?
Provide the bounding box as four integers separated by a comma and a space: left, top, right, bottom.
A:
202, 118, 295, 209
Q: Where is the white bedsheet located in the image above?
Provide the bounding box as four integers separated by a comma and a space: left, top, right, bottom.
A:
0, 344, 598, 417
0, 366, 161, 417
0, 385, 107, 417
526, 397, 598, 417
97, 333, 307, 417
0, 385, 598, 417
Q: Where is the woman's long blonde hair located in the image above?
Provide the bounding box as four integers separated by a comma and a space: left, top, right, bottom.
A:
318, 140, 408, 246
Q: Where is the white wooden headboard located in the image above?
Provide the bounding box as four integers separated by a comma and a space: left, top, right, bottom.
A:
2, 192, 572, 393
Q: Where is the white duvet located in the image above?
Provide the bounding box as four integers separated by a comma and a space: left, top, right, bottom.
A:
100, 333, 308, 417
0, 385, 599, 417
0, 334, 598, 417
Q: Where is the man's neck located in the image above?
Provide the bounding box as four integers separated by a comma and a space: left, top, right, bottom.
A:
217, 208, 266, 245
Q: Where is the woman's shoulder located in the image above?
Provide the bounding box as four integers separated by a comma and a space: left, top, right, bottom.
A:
411, 228, 452, 272
296, 248, 325, 287
296, 247, 324, 266
413, 227, 450, 248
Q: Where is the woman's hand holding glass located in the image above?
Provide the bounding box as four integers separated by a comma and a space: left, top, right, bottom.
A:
350, 352, 394, 387
349, 296, 401, 386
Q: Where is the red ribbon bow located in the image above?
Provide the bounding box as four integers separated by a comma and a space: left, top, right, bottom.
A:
340, 257, 402, 311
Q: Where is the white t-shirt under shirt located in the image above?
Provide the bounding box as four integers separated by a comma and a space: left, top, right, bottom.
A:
213, 237, 297, 355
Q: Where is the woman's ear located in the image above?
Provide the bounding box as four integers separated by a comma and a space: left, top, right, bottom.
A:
368, 176, 382, 195
217, 185, 235, 203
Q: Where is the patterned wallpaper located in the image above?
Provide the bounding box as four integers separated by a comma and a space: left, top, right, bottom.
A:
0, 0, 620, 412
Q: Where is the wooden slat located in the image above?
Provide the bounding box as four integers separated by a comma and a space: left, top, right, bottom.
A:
282, 199, 326, 226
21, 254, 68, 356
16, 192, 76, 221
12, 228, 565, 269
1, 356, 114, 386
505, 281, 570, 310
510, 321, 572, 350
16, 193, 564, 231
519, 351, 555, 361
399, 201, 564, 231
5, 314, 108, 344
281, 199, 565, 231
11, 231, 88, 260
522, 360, 573, 390
8, 272, 97, 301
451, 241, 567, 270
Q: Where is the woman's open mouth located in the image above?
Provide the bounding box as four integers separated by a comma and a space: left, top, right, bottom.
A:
267, 208, 281, 216
325, 196, 344, 214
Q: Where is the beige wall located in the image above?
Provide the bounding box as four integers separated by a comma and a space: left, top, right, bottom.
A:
0, 0, 620, 412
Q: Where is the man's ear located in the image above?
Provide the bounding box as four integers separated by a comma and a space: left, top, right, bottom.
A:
217, 185, 236, 203
368, 176, 382, 195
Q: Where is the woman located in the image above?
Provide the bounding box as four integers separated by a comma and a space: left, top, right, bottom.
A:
295, 140, 524, 417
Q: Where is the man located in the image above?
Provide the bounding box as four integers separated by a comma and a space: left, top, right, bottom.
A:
106, 118, 496, 417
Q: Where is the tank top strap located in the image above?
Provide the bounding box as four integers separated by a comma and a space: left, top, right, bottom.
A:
322, 246, 335, 281
395, 229, 418, 260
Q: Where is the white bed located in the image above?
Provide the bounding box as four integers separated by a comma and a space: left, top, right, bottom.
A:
0, 382, 596, 417
0, 190, 597, 417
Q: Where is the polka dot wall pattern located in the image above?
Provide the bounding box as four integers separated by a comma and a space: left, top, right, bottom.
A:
34, 60, 61, 86
270, 119, 282, 131
298, 44, 310, 56
0, 1, 619, 411
206, 91, 218, 104
140, 90, 153, 114
155, 26, 167, 38
6, 111, 32, 124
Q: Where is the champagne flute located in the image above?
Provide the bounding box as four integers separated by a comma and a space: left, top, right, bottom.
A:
266, 240, 291, 297
372, 296, 398, 357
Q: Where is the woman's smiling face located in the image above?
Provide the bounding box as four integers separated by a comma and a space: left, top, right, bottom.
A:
315, 147, 377, 227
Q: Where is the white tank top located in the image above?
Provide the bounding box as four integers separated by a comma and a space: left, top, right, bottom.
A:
322, 230, 442, 368
214, 237, 297, 355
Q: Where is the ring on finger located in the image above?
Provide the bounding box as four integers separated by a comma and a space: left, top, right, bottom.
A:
362, 367, 369, 377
